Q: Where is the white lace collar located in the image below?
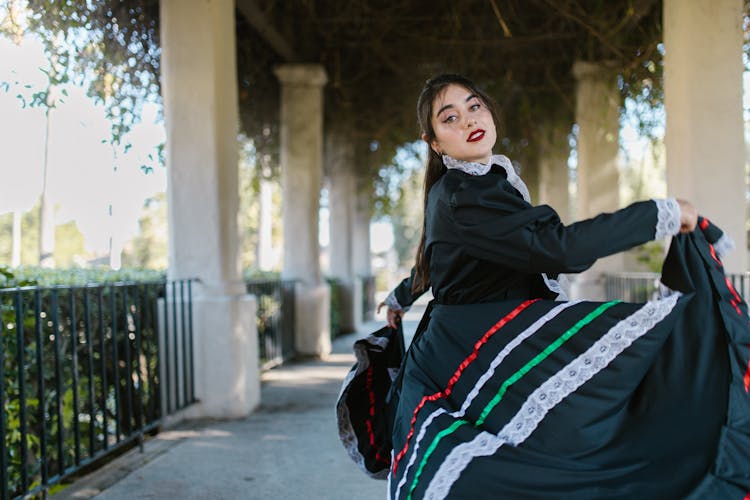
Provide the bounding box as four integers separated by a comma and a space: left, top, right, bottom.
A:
442, 153, 531, 203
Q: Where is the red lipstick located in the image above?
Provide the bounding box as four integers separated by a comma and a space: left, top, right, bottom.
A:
467, 129, 485, 142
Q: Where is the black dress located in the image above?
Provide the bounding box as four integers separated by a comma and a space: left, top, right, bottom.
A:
338, 163, 750, 499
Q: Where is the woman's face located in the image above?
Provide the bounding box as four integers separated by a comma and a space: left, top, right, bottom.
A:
427, 83, 497, 164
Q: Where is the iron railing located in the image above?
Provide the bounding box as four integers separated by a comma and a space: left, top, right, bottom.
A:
604, 272, 750, 302
0, 279, 195, 500
604, 272, 662, 302
245, 280, 296, 370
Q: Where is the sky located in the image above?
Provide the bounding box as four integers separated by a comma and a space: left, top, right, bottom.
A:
0, 34, 166, 256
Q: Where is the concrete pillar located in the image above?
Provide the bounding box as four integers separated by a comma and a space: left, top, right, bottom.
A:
353, 168, 373, 322
664, 0, 746, 272
274, 64, 331, 356
538, 123, 571, 223
326, 123, 359, 333
161, 0, 259, 418
571, 61, 624, 300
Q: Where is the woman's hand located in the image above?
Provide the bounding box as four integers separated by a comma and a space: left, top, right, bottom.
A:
377, 301, 405, 329
677, 199, 698, 233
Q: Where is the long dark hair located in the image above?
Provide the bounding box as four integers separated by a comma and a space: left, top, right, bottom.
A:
411, 74, 499, 294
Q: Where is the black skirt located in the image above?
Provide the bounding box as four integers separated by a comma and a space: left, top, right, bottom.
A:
339, 219, 750, 499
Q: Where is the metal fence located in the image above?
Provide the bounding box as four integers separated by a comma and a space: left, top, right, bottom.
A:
0, 275, 359, 497
245, 280, 296, 370
604, 272, 750, 302
0, 280, 195, 500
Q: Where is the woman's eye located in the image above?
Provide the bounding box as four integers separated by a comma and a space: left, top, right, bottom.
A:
470, 103, 481, 111
443, 115, 457, 123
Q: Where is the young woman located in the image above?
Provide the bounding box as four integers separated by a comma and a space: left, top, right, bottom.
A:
369, 74, 750, 499
379, 73, 695, 325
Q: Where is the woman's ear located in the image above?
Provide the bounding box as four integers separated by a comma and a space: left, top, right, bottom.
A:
422, 133, 441, 155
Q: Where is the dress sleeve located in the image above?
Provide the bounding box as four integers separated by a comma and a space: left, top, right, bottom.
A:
450, 182, 679, 275
384, 267, 425, 312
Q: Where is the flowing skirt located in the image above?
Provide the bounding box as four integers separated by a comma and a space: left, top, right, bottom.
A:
339, 220, 750, 499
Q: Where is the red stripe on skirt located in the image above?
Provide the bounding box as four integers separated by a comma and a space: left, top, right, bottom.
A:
391, 298, 539, 473
365, 365, 390, 465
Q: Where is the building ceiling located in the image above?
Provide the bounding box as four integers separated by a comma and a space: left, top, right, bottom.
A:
234, 0, 665, 162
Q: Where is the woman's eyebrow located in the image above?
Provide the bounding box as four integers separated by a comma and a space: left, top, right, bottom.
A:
435, 94, 478, 117
435, 103, 454, 117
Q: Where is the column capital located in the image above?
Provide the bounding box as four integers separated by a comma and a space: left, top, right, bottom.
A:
274, 64, 328, 87
572, 60, 617, 81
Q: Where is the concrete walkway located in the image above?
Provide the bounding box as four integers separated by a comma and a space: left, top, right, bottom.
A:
54, 301, 425, 500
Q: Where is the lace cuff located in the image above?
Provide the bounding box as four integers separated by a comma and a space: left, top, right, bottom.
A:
654, 198, 681, 239
714, 233, 736, 259
384, 290, 408, 312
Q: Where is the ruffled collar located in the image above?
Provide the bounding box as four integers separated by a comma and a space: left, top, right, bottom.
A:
442, 153, 531, 203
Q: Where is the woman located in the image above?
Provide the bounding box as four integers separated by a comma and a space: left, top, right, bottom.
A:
379, 73, 695, 326
367, 74, 750, 499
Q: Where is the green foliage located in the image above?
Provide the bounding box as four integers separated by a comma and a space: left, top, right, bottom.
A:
120, 193, 168, 270
0, 266, 164, 289
243, 269, 281, 282
1, 0, 161, 145
0, 268, 166, 497
633, 240, 667, 274
0, 212, 12, 261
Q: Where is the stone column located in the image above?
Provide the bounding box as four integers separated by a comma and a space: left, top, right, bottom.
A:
538, 122, 571, 223
161, 0, 259, 418
326, 123, 359, 333
353, 167, 374, 322
664, 0, 746, 272
274, 64, 331, 356
571, 61, 624, 300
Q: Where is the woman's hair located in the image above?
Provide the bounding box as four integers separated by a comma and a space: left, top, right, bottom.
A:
411, 74, 499, 294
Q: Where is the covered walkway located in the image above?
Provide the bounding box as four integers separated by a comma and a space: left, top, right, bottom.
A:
52, 303, 426, 500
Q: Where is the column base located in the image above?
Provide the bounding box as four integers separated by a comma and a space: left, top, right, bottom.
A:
168, 293, 260, 420
294, 282, 331, 357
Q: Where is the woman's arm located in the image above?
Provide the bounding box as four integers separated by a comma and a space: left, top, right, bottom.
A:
451, 184, 693, 275
377, 267, 426, 328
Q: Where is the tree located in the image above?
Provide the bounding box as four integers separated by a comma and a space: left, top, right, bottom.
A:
120, 193, 167, 270
1, 1, 164, 269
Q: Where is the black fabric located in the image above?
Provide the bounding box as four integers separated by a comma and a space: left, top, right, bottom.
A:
336, 323, 405, 478
424, 167, 659, 305
383, 222, 750, 500
392, 267, 423, 311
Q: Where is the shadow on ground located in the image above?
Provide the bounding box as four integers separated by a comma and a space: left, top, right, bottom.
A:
53, 301, 426, 500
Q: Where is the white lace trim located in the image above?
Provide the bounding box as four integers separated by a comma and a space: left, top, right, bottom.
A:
442, 154, 531, 203
658, 282, 680, 298
336, 334, 392, 480
385, 290, 408, 312
417, 293, 682, 500
714, 233, 736, 259
393, 300, 582, 500
442, 154, 492, 176
541, 273, 568, 301
654, 198, 681, 239
337, 363, 372, 477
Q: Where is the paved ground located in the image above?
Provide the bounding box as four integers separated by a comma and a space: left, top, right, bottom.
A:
54, 300, 425, 500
